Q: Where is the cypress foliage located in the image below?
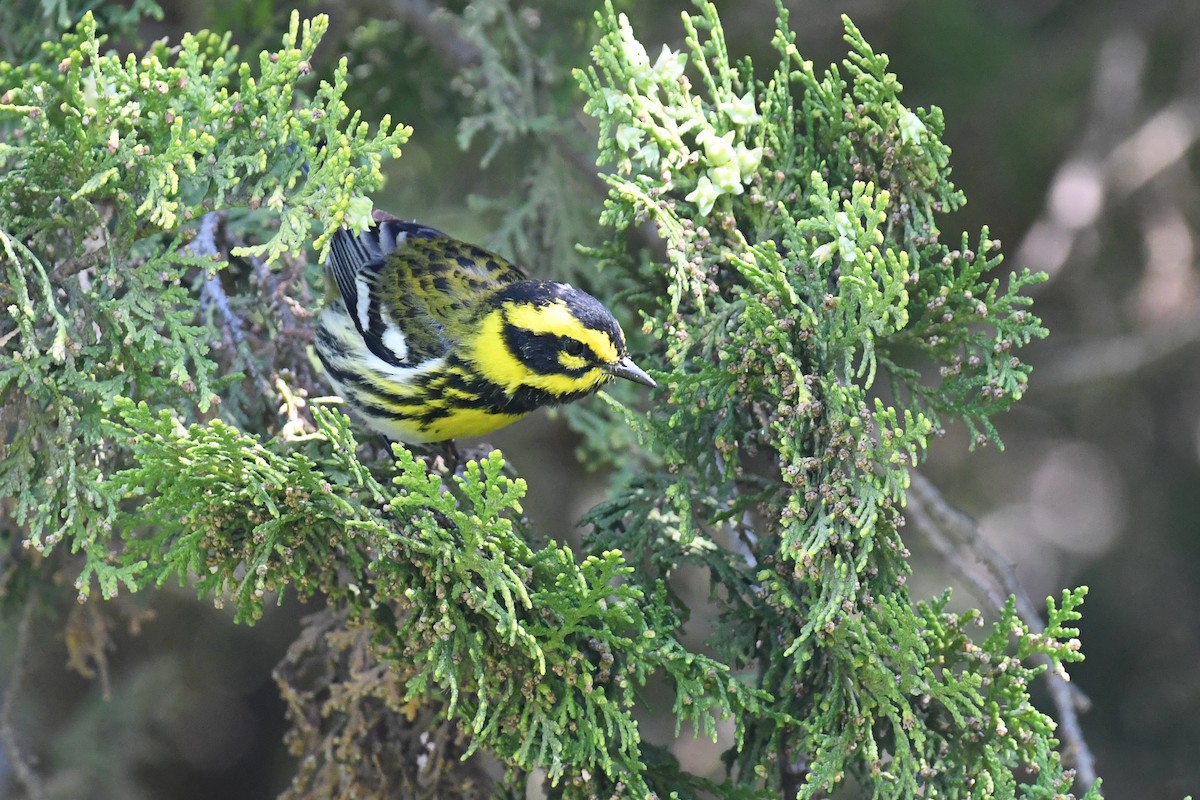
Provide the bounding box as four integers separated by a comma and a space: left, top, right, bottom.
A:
0, 2, 1100, 798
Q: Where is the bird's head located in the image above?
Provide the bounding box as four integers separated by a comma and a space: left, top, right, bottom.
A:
469, 281, 655, 403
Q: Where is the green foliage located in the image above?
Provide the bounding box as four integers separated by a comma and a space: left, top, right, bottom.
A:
0, 3, 1099, 800
0, 10, 407, 589
0, 0, 163, 64
575, 2, 1089, 798
0, 11, 407, 258
451, 0, 611, 285
104, 400, 769, 796
102, 401, 377, 616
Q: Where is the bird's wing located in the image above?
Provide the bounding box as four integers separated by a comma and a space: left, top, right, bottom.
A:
327, 217, 527, 366
370, 218, 527, 340
326, 221, 451, 366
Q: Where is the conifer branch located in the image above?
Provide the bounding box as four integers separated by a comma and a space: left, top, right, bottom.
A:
382, 0, 665, 257
907, 470, 1098, 790
0, 3, 1104, 797
194, 211, 273, 395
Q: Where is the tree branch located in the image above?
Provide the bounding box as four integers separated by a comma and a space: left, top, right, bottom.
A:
906, 471, 1098, 790
382, 0, 667, 258
0, 596, 48, 800
389, 0, 481, 71
1015, 25, 1200, 283
1034, 307, 1200, 392
192, 211, 275, 397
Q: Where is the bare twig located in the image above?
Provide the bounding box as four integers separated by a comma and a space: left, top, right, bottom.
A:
906, 471, 1097, 790
1106, 101, 1200, 194
0, 596, 48, 800
1015, 27, 1200, 282
1034, 307, 1200, 391
194, 214, 246, 349
192, 211, 274, 395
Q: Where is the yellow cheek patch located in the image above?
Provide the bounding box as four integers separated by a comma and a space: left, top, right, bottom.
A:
473, 311, 532, 392
470, 305, 616, 397
504, 301, 621, 364
529, 367, 607, 396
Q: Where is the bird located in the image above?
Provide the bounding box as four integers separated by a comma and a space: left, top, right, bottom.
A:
315, 212, 656, 444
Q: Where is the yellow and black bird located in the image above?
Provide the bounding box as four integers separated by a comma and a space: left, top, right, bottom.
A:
316, 213, 656, 443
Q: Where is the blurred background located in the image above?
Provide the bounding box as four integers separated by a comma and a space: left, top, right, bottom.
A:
3, 0, 1199, 797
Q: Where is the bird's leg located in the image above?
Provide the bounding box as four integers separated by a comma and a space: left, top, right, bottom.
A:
439, 439, 462, 475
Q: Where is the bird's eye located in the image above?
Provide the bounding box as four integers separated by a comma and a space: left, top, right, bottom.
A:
563, 339, 587, 358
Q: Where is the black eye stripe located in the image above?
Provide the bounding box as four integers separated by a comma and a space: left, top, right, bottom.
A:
501, 323, 598, 377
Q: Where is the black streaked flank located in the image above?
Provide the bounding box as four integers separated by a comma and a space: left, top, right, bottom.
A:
442, 355, 594, 415
319, 359, 403, 406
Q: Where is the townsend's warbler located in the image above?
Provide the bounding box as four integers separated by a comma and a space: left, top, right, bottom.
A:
315, 213, 656, 443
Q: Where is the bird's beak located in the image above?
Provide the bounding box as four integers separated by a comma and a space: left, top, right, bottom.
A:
608, 356, 656, 388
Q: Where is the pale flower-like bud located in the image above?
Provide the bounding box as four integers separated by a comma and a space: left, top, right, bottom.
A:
685, 174, 720, 216
696, 129, 736, 166
899, 108, 927, 145
709, 163, 744, 195
735, 143, 763, 179
720, 90, 761, 126
652, 45, 687, 82
615, 124, 643, 152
